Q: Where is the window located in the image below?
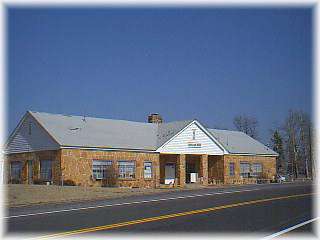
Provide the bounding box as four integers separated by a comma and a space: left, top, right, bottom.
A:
118, 161, 136, 179
240, 162, 250, 178
229, 163, 235, 176
40, 160, 52, 181
92, 160, 112, 180
251, 163, 263, 178
192, 129, 196, 140
11, 162, 22, 180
144, 162, 152, 179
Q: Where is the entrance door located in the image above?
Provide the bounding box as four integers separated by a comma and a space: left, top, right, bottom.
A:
28, 160, 33, 184
165, 163, 175, 184
186, 157, 200, 183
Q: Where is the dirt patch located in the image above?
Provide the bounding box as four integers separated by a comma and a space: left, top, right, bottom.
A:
5, 184, 187, 207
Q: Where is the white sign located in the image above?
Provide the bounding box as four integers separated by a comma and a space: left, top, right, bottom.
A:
188, 142, 202, 148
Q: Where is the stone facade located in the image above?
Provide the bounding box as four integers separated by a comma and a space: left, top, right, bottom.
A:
4, 150, 61, 184
5, 149, 276, 188
178, 154, 186, 187
61, 149, 160, 188
208, 155, 224, 184
223, 154, 277, 184
200, 155, 208, 185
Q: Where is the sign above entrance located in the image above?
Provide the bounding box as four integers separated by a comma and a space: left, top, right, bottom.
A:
157, 121, 225, 155
188, 142, 202, 148
188, 129, 201, 148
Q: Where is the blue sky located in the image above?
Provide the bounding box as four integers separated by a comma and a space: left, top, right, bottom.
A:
7, 7, 312, 143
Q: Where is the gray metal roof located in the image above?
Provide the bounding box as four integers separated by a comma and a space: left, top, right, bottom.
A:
29, 111, 190, 151
27, 111, 278, 155
208, 129, 278, 156
156, 120, 193, 147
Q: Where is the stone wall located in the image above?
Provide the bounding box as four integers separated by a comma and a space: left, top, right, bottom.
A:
60, 149, 160, 188
5, 150, 61, 184
223, 155, 276, 184
5, 150, 276, 188
208, 155, 224, 184
177, 154, 186, 187
200, 155, 208, 185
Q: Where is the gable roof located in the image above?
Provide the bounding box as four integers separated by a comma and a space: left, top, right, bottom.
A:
156, 120, 227, 155
29, 111, 159, 150
6, 111, 278, 156
208, 129, 278, 156
156, 120, 193, 147
28, 111, 192, 151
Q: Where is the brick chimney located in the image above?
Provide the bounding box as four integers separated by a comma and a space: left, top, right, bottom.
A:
148, 113, 163, 124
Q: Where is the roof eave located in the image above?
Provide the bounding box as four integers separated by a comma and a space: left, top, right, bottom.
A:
61, 145, 157, 153
193, 120, 229, 154
226, 152, 279, 157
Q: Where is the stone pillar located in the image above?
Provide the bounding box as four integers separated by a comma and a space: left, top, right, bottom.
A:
178, 154, 186, 187
154, 155, 161, 188
201, 155, 208, 186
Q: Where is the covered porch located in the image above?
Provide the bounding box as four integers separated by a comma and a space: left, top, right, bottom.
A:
160, 153, 222, 187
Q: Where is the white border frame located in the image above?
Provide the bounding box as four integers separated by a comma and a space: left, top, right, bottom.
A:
0, 1, 318, 240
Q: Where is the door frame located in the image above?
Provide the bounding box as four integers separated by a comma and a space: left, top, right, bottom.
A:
164, 163, 176, 185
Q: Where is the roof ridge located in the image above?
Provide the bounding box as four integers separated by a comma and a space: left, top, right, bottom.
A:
29, 111, 154, 125
160, 119, 193, 125
30, 111, 195, 126
209, 128, 243, 133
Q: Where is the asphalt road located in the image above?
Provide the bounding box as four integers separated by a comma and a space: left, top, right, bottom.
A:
5, 182, 316, 238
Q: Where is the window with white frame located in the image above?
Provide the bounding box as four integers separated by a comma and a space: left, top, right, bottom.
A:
251, 163, 263, 178
92, 160, 112, 180
11, 162, 22, 180
118, 161, 136, 179
240, 162, 250, 178
40, 160, 52, 181
144, 162, 152, 179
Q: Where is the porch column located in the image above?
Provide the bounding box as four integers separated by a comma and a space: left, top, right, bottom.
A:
201, 154, 208, 186
178, 154, 186, 187
154, 156, 160, 188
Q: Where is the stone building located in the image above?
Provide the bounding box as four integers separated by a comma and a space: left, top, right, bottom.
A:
4, 111, 278, 188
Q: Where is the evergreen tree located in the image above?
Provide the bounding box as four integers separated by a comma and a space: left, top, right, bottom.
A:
270, 130, 285, 174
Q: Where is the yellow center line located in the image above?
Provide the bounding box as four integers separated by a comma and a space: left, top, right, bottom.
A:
35, 193, 314, 239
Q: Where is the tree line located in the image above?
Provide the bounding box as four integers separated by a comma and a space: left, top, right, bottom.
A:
233, 110, 314, 179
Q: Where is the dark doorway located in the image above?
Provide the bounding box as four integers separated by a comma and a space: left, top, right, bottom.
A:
185, 155, 200, 183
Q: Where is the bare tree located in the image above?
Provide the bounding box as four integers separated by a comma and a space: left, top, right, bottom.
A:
298, 112, 313, 178
282, 110, 313, 179
309, 124, 315, 179
283, 110, 299, 178
233, 114, 259, 139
